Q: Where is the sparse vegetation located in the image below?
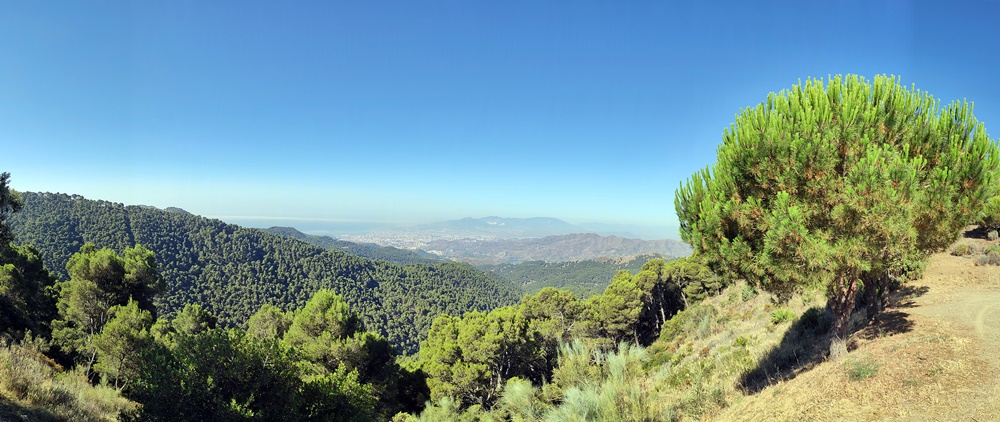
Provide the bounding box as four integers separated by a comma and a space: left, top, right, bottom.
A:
844, 354, 879, 381
975, 247, 1000, 266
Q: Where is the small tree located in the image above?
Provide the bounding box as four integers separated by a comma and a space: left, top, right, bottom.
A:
419, 306, 547, 410
0, 172, 23, 245
676, 75, 999, 359
52, 243, 162, 372
93, 299, 153, 389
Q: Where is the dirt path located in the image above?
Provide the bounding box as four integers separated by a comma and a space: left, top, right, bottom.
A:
908, 249, 1000, 357
911, 289, 1000, 350
896, 249, 1000, 420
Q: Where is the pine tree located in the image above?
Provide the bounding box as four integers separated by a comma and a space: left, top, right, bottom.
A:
676, 75, 999, 358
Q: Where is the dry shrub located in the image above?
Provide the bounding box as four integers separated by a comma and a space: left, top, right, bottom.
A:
951, 243, 976, 256
975, 254, 1000, 266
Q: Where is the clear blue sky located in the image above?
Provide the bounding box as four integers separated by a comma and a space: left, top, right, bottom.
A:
3, 1, 999, 238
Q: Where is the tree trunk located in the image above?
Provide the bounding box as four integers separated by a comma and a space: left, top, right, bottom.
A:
863, 272, 882, 323
828, 275, 860, 361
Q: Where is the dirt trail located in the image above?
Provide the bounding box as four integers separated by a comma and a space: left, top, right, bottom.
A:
896, 247, 1000, 420
908, 249, 1000, 358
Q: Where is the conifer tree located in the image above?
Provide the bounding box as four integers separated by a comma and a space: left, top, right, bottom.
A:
0, 172, 22, 245
676, 75, 999, 358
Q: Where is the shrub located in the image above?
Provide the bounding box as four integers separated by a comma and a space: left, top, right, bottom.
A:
845, 355, 879, 381
741, 283, 757, 302
769, 307, 795, 325
975, 249, 1000, 266
951, 243, 976, 256
980, 196, 1000, 230
988, 230, 999, 241
976, 245, 1000, 266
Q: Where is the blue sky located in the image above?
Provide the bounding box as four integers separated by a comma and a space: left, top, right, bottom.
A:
2, 1, 999, 239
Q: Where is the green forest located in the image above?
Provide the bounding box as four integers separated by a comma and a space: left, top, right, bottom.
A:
2, 75, 999, 421
482, 254, 671, 298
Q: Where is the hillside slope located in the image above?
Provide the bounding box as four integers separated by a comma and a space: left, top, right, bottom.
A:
8, 192, 521, 353
718, 236, 1000, 421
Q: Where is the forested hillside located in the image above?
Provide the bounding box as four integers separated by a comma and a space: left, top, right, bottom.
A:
484, 254, 672, 297
9, 192, 520, 353
262, 226, 442, 265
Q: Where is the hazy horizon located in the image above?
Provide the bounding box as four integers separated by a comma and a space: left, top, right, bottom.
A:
214, 214, 682, 240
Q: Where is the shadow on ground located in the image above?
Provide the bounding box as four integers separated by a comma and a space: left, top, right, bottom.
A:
738, 306, 831, 394
739, 285, 925, 394
0, 396, 58, 422
963, 226, 991, 240
891, 285, 930, 309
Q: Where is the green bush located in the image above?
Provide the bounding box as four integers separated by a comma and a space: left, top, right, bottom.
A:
988, 230, 999, 241
845, 355, 879, 381
980, 195, 1000, 230
741, 283, 757, 302
769, 308, 795, 325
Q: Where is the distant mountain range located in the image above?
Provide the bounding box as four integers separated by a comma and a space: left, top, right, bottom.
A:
413, 216, 677, 240
424, 232, 691, 265
262, 217, 691, 265
416, 216, 581, 238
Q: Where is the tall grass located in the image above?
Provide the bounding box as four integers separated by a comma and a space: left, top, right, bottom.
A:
0, 340, 138, 421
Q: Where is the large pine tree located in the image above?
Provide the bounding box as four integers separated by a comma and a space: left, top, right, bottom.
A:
676, 75, 999, 358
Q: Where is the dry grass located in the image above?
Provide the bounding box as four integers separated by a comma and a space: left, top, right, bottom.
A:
643, 280, 829, 420
716, 232, 1000, 421
719, 317, 997, 420
0, 341, 139, 421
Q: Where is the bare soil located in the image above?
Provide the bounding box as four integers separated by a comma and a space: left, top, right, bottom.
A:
719, 234, 1000, 421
